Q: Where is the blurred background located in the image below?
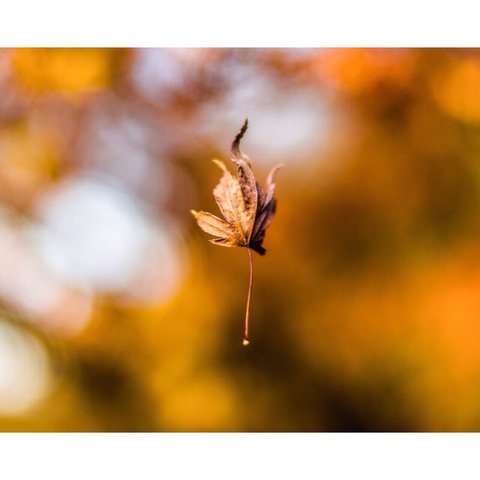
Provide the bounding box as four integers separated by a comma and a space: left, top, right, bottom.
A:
1, 48, 480, 431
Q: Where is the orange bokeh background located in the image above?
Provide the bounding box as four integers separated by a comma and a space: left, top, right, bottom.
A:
1, 48, 480, 431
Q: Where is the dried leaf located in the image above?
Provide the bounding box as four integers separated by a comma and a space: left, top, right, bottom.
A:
191, 119, 282, 345
250, 164, 282, 255
211, 159, 251, 243
230, 120, 258, 236
192, 118, 281, 254
190, 210, 239, 244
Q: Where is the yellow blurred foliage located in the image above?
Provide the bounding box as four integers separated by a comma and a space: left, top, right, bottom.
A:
0, 124, 60, 207
312, 48, 414, 94
11, 48, 119, 95
433, 57, 480, 123
294, 244, 480, 431
161, 372, 239, 431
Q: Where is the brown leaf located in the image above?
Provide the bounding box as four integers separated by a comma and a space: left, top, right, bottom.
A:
211, 159, 252, 243
250, 163, 283, 255
230, 119, 258, 234
191, 119, 282, 345
191, 118, 280, 256
190, 210, 241, 247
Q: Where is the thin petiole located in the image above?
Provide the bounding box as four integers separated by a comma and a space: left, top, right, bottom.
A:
243, 247, 253, 346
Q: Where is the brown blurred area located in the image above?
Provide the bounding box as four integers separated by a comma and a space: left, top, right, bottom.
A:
1, 48, 480, 431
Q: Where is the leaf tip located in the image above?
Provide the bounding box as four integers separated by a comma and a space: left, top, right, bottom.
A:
211, 158, 227, 171
190, 209, 199, 218
231, 118, 249, 157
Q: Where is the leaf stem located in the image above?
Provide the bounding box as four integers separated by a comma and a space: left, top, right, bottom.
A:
243, 247, 253, 346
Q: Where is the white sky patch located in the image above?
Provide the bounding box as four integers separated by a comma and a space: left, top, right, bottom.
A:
130, 49, 188, 101
127, 223, 185, 305
0, 321, 51, 415
199, 64, 333, 166
0, 209, 92, 336
34, 176, 152, 291
33, 175, 184, 303
242, 94, 331, 159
